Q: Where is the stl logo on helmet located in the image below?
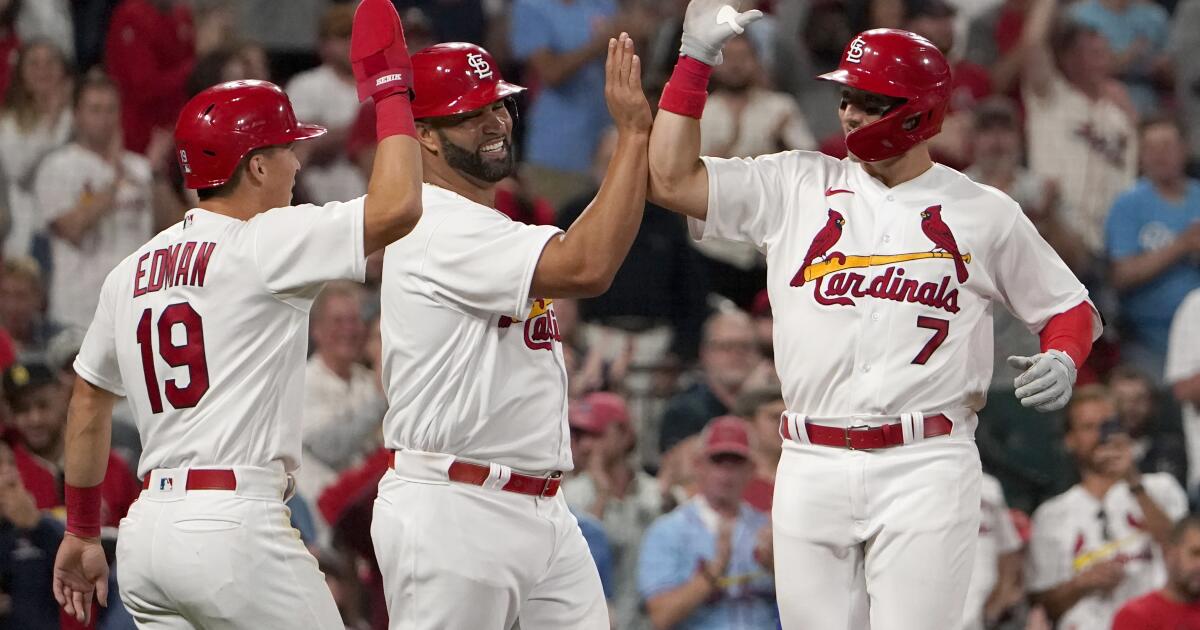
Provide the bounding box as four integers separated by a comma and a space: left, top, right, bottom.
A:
467, 53, 494, 80
846, 37, 867, 64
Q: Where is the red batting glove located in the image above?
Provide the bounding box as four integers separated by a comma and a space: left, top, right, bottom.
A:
351, 0, 413, 103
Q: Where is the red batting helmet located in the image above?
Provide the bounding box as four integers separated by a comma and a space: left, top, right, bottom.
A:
817, 29, 951, 162
410, 43, 525, 120
174, 80, 326, 189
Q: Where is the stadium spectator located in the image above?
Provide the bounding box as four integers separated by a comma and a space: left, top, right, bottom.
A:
0, 258, 56, 364
559, 127, 709, 366
1018, 0, 1138, 257
1166, 288, 1200, 494
564, 391, 663, 630
15, 0, 72, 64
1169, 0, 1200, 173
0, 40, 72, 259
659, 309, 761, 454
1110, 365, 1189, 487
1104, 118, 1200, 382
35, 71, 156, 332
296, 281, 385, 508
638, 417, 777, 630
733, 387, 783, 513
394, 0, 487, 47
0, 0, 21, 104
286, 4, 364, 204
1027, 385, 1188, 629
1068, 0, 1170, 119
508, 0, 621, 208
1112, 515, 1200, 630
103, 0, 197, 153
0, 439, 62, 630
961, 473, 1024, 630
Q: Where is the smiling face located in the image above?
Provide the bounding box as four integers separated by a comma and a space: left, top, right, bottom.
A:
428, 100, 517, 184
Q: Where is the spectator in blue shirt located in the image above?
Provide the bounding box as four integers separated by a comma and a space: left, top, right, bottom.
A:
1105, 118, 1200, 383
509, 0, 623, 209
638, 417, 777, 630
1069, 0, 1171, 118
572, 507, 616, 601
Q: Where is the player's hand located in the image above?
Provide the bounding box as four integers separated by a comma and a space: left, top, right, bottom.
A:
53, 533, 109, 624
680, 0, 764, 66
351, 0, 412, 103
1075, 559, 1125, 594
1008, 349, 1076, 412
604, 33, 652, 135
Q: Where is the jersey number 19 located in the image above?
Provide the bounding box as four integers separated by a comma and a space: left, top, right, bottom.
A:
136, 303, 210, 414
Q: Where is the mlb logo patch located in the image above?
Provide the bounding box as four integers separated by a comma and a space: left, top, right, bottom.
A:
159, 477, 174, 491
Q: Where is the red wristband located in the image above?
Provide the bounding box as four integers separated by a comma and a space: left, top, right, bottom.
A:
659, 55, 714, 119
65, 483, 103, 539
375, 93, 417, 141
1040, 301, 1096, 368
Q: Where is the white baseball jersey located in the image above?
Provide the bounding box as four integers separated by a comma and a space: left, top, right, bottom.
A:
74, 201, 366, 477
379, 184, 568, 472
692, 151, 1100, 426
37, 143, 155, 331
1026, 475, 1188, 630
1166, 288, 1200, 491
960, 473, 1023, 630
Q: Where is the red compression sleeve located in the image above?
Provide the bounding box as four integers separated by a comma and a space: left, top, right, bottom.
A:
375, 93, 417, 141
65, 483, 103, 538
658, 55, 714, 119
1039, 302, 1096, 368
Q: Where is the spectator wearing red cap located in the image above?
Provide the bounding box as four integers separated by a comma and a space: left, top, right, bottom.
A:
1113, 516, 1200, 629
564, 391, 663, 630
637, 416, 778, 630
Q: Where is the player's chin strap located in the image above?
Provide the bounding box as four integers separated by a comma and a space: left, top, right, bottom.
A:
899, 411, 926, 445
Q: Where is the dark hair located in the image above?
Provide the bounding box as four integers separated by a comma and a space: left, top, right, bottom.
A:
1170, 515, 1200, 545
0, 0, 21, 31
195, 146, 277, 200
1063, 384, 1116, 433
73, 68, 119, 109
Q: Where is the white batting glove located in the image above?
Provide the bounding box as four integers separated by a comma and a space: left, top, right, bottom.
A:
680, 0, 764, 66
1008, 350, 1077, 412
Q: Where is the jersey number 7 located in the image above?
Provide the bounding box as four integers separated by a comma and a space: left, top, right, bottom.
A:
136, 303, 210, 414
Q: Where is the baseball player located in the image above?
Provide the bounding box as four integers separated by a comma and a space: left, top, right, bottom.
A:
647, 3, 1102, 629
371, 33, 652, 630
50, 1, 424, 626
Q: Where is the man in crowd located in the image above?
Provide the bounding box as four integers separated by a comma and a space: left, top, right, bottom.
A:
1113, 515, 1200, 629
638, 417, 776, 630
1109, 365, 1189, 486
0, 258, 60, 364
1027, 385, 1188, 628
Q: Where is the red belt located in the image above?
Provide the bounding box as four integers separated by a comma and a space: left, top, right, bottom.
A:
389, 452, 562, 498
141, 469, 237, 491
781, 414, 953, 450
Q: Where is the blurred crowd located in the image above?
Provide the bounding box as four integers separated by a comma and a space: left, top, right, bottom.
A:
0, 0, 1199, 629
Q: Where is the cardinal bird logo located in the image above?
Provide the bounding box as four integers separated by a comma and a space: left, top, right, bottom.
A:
791, 209, 845, 287
919, 205, 969, 283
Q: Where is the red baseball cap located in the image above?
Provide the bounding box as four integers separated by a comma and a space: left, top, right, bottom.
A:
568, 392, 631, 435
700, 416, 753, 458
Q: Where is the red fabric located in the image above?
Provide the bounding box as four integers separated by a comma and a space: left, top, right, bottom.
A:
375, 93, 417, 140
659, 55, 713, 119
65, 483, 103, 538
1039, 302, 1096, 370
1112, 591, 1200, 630
743, 476, 773, 512
0, 33, 20, 104
0, 327, 15, 372
104, 0, 195, 152
318, 447, 390, 527
949, 60, 992, 113
13, 443, 140, 527
494, 187, 556, 226
994, 6, 1026, 56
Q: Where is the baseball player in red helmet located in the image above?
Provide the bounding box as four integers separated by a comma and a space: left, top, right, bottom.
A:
648, 2, 1103, 628
51, 1, 424, 627
370, 29, 651, 630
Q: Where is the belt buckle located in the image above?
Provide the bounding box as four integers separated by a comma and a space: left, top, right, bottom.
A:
844, 424, 871, 450
540, 472, 562, 498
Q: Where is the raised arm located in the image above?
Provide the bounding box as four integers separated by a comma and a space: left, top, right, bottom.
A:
529, 34, 652, 299
351, 0, 424, 255
647, 0, 762, 220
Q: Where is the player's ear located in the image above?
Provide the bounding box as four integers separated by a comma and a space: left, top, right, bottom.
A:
415, 121, 441, 155
245, 152, 270, 187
